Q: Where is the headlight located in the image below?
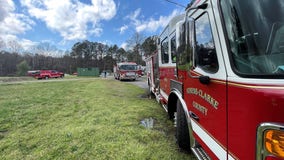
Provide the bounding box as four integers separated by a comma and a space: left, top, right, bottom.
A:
264, 129, 284, 158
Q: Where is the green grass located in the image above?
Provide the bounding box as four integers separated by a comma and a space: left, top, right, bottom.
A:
0, 78, 191, 159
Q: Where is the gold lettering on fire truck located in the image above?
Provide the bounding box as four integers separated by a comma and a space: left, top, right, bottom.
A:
186, 88, 219, 109
192, 101, 208, 115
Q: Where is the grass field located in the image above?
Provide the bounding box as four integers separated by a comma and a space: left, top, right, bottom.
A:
0, 78, 191, 159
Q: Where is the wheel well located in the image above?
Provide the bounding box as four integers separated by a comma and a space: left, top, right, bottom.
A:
168, 93, 178, 120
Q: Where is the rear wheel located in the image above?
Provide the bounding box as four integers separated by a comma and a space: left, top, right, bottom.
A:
176, 99, 191, 152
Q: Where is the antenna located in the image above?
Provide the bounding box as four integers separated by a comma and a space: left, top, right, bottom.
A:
164, 0, 186, 8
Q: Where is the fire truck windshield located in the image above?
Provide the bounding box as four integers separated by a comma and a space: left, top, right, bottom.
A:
221, 0, 284, 77
119, 65, 137, 70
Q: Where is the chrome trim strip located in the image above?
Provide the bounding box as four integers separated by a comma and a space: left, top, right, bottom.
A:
160, 89, 169, 101
191, 119, 235, 160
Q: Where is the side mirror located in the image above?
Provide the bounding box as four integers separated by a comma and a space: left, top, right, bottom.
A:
199, 75, 210, 84
197, 3, 208, 10
186, 3, 208, 11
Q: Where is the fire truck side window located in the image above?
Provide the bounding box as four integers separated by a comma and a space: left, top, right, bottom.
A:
171, 36, 177, 63
161, 38, 169, 64
195, 13, 218, 73
177, 22, 192, 70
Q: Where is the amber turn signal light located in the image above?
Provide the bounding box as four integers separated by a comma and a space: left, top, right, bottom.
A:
264, 130, 284, 158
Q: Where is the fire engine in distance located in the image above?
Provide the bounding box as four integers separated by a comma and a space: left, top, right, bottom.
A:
113, 62, 139, 81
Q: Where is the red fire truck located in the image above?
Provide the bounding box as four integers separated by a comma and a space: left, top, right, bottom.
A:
146, 0, 284, 159
32, 70, 64, 80
113, 62, 138, 81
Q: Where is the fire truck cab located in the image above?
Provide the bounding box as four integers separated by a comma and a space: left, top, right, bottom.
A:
114, 62, 138, 81
147, 0, 284, 159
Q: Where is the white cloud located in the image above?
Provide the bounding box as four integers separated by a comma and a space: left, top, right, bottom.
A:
0, 0, 14, 21
118, 8, 183, 50
0, 0, 34, 36
126, 9, 182, 33
20, 38, 38, 50
20, 0, 117, 41
0, 0, 35, 52
126, 8, 141, 24
118, 25, 128, 34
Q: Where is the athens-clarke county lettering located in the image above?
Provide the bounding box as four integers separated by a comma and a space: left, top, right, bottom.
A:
192, 101, 208, 115
186, 88, 219, 109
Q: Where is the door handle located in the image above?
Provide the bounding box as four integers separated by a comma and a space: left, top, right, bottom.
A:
188, 71, 210, 85
189, 111, 199, 121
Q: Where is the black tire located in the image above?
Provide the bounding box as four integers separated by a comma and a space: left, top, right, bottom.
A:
176, 99, 191, 151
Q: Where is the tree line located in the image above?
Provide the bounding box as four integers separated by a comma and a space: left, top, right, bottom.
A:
0, 35, 157, 76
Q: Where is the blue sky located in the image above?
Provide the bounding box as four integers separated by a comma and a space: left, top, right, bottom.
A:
0, 0, 189, 54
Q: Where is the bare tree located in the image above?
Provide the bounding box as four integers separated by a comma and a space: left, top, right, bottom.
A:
126, 32, 145, 64
7, 40, 23, 54
36, 42, 57, 56
127, 32, 145, 51
0, 38, 6, 51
